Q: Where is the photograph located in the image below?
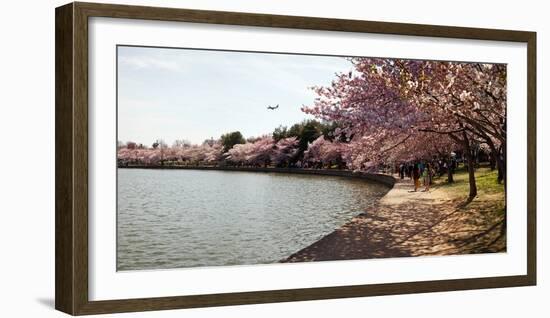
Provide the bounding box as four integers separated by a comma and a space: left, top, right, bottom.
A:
115, 45, 507, 271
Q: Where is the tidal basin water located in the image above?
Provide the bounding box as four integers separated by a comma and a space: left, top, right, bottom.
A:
117, 169, 390, 270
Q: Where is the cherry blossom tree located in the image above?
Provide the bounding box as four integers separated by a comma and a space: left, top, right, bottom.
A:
224, 136, 276, 167
225, 142, 254, 165
272, 137, 299, 167
203, 142, 224, 165
303, 57, 505, 199
247, 136, 276, 167
303, 136, 345, 168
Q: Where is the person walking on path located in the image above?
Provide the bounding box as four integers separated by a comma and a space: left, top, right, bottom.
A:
412, 163, 421, 192
422, 163, 432, 192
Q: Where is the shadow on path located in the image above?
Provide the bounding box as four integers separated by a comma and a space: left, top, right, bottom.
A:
283, 179, 505, 262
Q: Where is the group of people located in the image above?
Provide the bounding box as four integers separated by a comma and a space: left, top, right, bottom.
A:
397, 162, 433, 192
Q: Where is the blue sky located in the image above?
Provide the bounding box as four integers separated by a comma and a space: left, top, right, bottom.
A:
117, 46, 353, 146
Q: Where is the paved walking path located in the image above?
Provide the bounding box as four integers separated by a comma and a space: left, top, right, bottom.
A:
283, 177, 505, 262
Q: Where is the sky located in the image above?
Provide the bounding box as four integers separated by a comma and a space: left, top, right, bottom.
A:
117, 46, 353, 146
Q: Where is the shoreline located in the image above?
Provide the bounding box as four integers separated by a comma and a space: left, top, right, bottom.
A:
119, 165, 396, 187
119, 165, 505, 264
283, 173, 506, 263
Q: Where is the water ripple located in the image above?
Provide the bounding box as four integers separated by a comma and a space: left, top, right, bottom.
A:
117, 169, 389, 271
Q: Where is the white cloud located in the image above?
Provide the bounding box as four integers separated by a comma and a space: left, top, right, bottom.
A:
118, 54, 183, 71
117, 46, 353, 145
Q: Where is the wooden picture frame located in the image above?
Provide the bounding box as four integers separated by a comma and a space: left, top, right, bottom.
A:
55, 2, 536, 315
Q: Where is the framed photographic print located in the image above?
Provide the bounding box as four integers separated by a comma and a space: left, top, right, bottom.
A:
55, 2, 537, 315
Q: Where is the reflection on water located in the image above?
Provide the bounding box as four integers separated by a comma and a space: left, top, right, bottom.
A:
117, 169, 389, 270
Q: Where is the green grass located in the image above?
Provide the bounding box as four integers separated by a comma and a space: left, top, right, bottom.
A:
433, 164, 505, 218
434, 164, 505, 197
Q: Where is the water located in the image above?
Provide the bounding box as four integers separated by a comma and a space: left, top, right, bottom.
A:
117, 169, 390, 271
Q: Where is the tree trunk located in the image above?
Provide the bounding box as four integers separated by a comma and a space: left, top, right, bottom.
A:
461, 129, 477, 200
466, 153, 477, 199
489, 155, 496, 170
446, 158, 454, 183
484, 138, 506, 188
498, 145, 506, 190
